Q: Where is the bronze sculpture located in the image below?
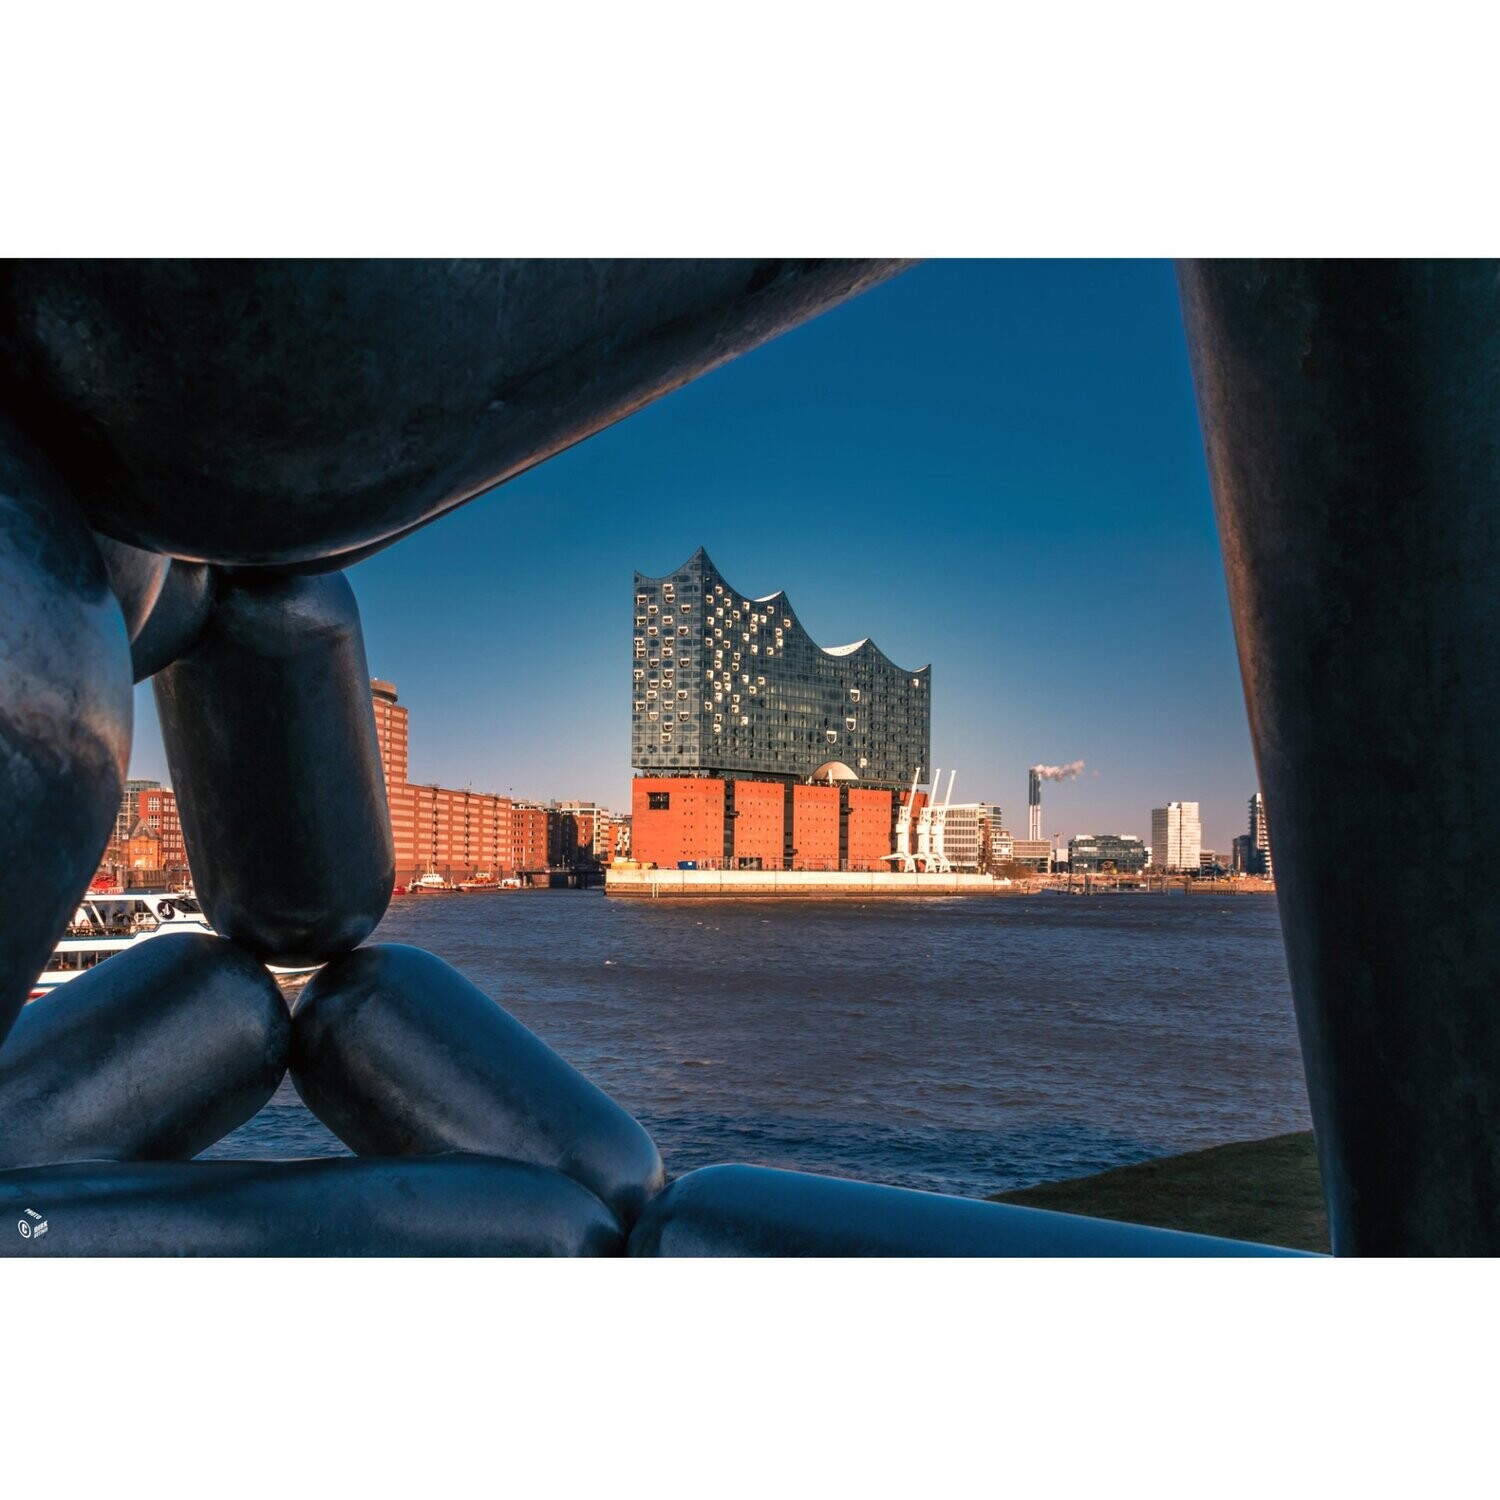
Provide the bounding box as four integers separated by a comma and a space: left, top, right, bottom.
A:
3, 257, 1471, 1254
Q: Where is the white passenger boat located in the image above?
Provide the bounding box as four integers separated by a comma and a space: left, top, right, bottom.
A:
30, 890, 314, 1002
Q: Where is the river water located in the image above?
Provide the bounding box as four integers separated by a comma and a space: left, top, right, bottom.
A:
205, 890, 1310, 1199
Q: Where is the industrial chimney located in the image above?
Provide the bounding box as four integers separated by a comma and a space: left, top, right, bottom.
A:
1028, 767, 1042, 840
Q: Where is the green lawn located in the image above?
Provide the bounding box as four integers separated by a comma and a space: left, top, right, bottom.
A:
991, 1131, 1329, 1253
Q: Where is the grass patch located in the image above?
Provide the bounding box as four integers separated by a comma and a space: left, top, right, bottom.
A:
991, 1131, 1328, 1253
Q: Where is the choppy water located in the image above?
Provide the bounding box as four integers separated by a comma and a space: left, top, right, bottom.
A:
205, 890, 1310, 1198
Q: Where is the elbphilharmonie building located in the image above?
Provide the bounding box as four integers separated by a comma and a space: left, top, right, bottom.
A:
631, 548, 930, 790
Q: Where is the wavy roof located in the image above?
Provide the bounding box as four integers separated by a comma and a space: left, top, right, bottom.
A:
639, 547, 930, 677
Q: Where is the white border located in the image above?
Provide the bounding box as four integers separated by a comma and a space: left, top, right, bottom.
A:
3, 2, 1492, 1487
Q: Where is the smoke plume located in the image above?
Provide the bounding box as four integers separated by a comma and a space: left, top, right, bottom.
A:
1031, 760, 1085, 782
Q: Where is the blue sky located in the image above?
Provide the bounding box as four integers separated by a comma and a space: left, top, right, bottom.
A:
129, 260, 1259, 853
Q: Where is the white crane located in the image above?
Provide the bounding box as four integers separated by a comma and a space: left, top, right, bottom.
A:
914, 767, 940, 870
927, 768, 957, 874
882, 767, 922, 872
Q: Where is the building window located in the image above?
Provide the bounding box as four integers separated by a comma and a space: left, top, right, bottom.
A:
648, 792, 671, 811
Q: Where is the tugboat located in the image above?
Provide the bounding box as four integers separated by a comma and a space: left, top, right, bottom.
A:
406, 866, 458, 894
31, 890, 317, 1001
457, 871, 501, 892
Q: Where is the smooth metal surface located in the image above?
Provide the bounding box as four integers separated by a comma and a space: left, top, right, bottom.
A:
95, 534, 167, 639
154, 570, 394, 966
0, 413, 132, 1047
0, 260, 913, 567
0, 933, 288, 1168
130, 558, 216, 681
0, 1155, 624, 1256
1179, 259, 1500, 1255
629, 1164, 1309, 1257
291, 943, 665, 1225
19, 257, 1489, 1258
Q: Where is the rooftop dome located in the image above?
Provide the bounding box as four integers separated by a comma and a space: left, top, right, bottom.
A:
810, 761, 860, 783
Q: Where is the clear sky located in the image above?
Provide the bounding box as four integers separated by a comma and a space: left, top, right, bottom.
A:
128, 259, 1260, 854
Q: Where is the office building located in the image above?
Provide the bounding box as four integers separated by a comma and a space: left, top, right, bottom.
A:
1068, 833, 1148, 874
988, 826, 1015, 867
1151, 802, 1202, 871
606, 812, 632, 862
1010, 838, 1052, 871
550, 802, 612, 870
934, 803, 984, 871
976, 805, 1008, 870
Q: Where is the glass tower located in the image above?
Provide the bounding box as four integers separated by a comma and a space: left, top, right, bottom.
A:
632, 548, 930, 790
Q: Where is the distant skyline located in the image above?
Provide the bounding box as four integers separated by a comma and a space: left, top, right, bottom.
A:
127, 260, 1260, 853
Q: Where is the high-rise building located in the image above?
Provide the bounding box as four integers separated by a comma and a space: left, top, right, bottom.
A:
1249, 791, 1273, 877
1150, 802, 1202, 871
371, 678, 409, 789
632, 548, 930, 789
1231, 833, 1254, 874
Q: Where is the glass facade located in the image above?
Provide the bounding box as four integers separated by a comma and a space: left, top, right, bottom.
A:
1248, 792, 1273, 876
632, 549, 930, 790
1068, 833, 1148, 873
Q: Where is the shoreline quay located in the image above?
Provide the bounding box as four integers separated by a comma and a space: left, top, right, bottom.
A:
605, 869, 1004, 898
604, 867, 1277, 899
